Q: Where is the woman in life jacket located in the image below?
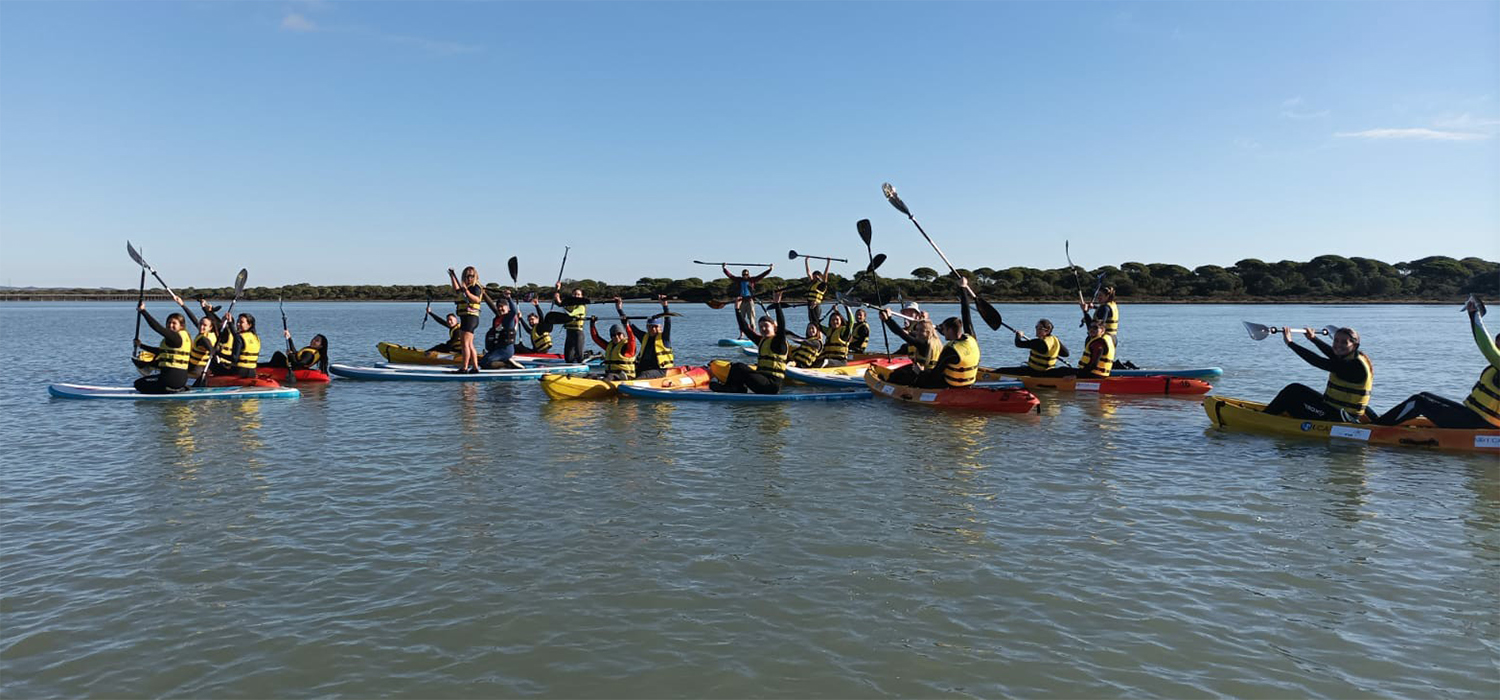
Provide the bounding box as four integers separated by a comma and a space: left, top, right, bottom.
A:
553, 285, 590, 364
886, 277, 981, 389
818, 310, 851, 367
448, 266, 484, 373
263, 332, 329, 374
789, 322, 825, 369
1263, 326, 1375, 422
133, 302, 192, 394
517, 297, 553, 355
480, 290, 523, 370
1375, 298, 1499, 428
217, 313, 262, 379
711, 291, 790, 395
988, 319, 1070, 376
622, 295, 676, 380
880, 309, 942, 373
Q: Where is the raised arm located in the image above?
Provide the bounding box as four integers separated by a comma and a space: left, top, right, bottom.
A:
1472, 307, 1500, 368
958, 279, 975, 336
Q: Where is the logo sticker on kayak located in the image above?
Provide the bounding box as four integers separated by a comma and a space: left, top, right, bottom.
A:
881, 385, 894, 395
1329, 425, 1371, 441
1075, 382, 1101, 391
1476, 435, 1500, 449
1300, 422, 1313, 431
919, 392, 937, 402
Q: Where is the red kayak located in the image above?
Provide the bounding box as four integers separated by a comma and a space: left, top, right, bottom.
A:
204, 375, 283, 388
255, 366, 332, 383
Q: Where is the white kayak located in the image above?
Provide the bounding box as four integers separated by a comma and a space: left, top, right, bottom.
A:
48, 383, 300, 400
330, 363, 589, 381
373, 361, 590, 374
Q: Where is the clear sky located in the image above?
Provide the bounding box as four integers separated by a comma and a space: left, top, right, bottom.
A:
1, 0, 1496, 288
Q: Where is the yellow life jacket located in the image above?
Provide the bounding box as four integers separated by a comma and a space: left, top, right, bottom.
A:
756, 336, 788, 379
942, 334, 981, 387
1027, 335, 1062, 372
446, 326, 464, 352
158, 330, 192, 371
456, 286, 481, 317
1464, 365, 1500, 427
295, 347, 322, 368
791, 338, 822, 368
189, 330, 217, 367
604, 339, 636, 379
235, 332, 261, 370
849, 321, 870, 354
1079, 334, 1116, 377
1322, 353, 1373, 414
1100, 301, 1119, 337
216, 329, 235, 367
565, 304, 586, 331
907, 337, 942, 369
638, 332, 674, 370
530, 327, 553, 353
821, 325, 851, 362
807, 279, 828, 305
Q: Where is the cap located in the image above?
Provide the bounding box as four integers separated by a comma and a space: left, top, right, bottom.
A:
609, 324, 623, 336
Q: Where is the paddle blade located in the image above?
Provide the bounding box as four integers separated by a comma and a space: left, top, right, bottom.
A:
126, 241, 146, 267
867, 253, 886, 273
543, 311, 573, 326
1322, 325, 1342, 338
703, 299, 730, 310
1243, 321, 1271, 341
788, 250, 798, 260
882, 183, 911, 216
974, 296, 1004, 331
1065, 239, 1074, 268
508, 256, 519, 284
233, 269, 248, 297
856, 219, 872, 246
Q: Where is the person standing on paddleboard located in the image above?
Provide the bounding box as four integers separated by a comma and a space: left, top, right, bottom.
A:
1263, 326, 1374, 423
804, 257, 832, 325
133, 302, 191, 394
622, 295, 675, 379
711, 291, 789, 395
448, 267, 484, 373
723, 264, 772, 339
554, 284, 589, 364
1374, 298, 1498, 428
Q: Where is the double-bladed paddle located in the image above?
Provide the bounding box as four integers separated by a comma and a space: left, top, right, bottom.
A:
855, 218, 891, 354
1243, 322, 1341, 341
693, 260, 772, 267
788, 250, 848, 263
278, 294, 296, 386
881, 183, 1005, 331
194, 269, 249, 387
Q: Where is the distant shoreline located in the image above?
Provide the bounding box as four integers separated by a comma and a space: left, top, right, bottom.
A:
0, 293, 1465, 306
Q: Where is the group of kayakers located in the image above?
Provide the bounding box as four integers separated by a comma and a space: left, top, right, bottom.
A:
133, 292, 327, 394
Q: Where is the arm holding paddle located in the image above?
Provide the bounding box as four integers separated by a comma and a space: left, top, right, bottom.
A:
958, 277, 976, 337
1470, 298, 1500, 369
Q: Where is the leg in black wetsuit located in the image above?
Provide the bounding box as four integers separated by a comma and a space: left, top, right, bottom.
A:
1374, 392, 1493, 428
635, 368, 667, 380
564, 329, 583, 363
134, 368, 189, 394
1263, 383, 1342, 421
989, 365, 1039, 376
710, 362, 780, 394
888, 364, 920, 385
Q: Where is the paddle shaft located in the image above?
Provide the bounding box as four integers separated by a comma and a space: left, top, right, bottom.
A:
694, 260, 771, 267
196, 271, 248, 386
548, 246, 570, 313
278, 296, 297, 386
132, 252, 145, 357
860, 245, 891, 354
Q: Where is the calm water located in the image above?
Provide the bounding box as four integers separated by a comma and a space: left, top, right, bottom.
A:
2, 301, 1497, 698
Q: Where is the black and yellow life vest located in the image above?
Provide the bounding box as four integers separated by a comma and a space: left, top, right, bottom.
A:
530, 327, 553, 353
850, 321, 870, 354
807, 279, 828, 306
604, 338, 636, 379
158, 330, 192, 371
1079, 334, 1116, 378
1464, 365, 1500, 427
445, 326, 464, 353
790, 338, 822, 368
456, 286, 482, 317
1027, 335, 1062, 372
1100, 301, 1119, 337
565, 305, 586, 331
295, 347, 322, 368
756, 336, 788, 379
235, 332, 261, 370
638, 332, 674, 371
216, 329, 235, 367
908, 337, 942, 369
189, 331, 217, 367
1322, 353, 1373, 414
821, 325, 851, 362
942, 334, 980, 387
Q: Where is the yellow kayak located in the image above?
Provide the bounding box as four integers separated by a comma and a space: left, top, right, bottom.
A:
540, 366, 710, 401
1203, 395, 1500, 453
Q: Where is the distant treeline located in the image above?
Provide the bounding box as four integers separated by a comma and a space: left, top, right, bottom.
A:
9, 255, 1496, 303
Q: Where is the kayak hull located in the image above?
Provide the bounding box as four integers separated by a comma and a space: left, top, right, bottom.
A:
376, 341, 564, 366
48, 383, 300, 400
864, 365, 1040, 413
1203, 395, 1500, 453
617, 383, 870, 402
976, 366, 1224, 381
330, 363, 588, 381
540, 366, 711, 401
717, 338, 755, 348
983, 373, 1214, 395
255, 367, 332, 383
204, 375, 283, 389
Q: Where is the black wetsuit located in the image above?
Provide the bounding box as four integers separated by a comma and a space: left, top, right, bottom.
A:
890, 295, 974, 389
988, 335, 1071, 376
426, 312, 464, 353
133, 309, 189, 394
712, 304, 788, 394
1264, 337, 1375, 421
628, 315, 673, 379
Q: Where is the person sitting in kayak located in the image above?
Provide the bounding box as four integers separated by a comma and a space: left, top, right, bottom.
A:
424, 311, 464, 354
711, 291, 789, 395
478, 290, 524, 370
848, 308, 871, 355
886, 277, 981, 388
1263, 326, 1374, 422
133, 302, 191, 394
517, 297, 553, 355
987, 319, 1071, 376
723, 264, 772, 338
448, 266, 484, 373
818, 309, 852, 367
1080, 286, 1138, 370
590, 313, 638, 381
215, 313, 262, 379
881, 307, 941, 371
621, 295, 675, 379
804, 257, 832, 324
1374, 298, 1498, 428
789, 322, 826, 369
554, 284, 589, 364
262, 331, 329, 374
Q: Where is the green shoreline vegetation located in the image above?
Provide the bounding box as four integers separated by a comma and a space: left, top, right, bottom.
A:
5, 255, 1495, 303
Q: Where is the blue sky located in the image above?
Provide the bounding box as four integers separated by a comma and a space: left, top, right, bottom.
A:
1, 1, 1496, 288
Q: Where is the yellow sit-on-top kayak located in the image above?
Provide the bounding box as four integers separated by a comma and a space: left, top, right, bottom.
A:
540, 366, 710, 400
1202, 395, 1500, 453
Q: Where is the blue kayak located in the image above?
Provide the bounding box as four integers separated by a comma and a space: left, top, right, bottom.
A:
48, 383, 300, 400
617, 384, 870, 402
330, 363, 588, 382
718, 338, 756, 348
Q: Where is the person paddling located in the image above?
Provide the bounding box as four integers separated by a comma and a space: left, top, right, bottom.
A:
988, 319, 1070, 376
711, 291, 789, 394
554, 284, 589, 364
133, 302, 191, 394
1262, 326, 1374, 422
622, 295, 676, 379
1374, 298, 1498, 428
886, 277, 980, 388
448, 266, 484, 373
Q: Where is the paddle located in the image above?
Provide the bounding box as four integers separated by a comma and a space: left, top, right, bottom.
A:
1464, 293, 1488, 317
278, 294, 296, 386
856, 219, 891, 354
420, 290, 432, 329
1065, 240, 1087, 309
507, 256, 519, 285
548, 246, 570, 312
131, 244, 145, 358
126, 241, 185, 304
195, 269, 248, 387
788, 250, 848, 263
1243, 322, 1342, 341
881, 183, 1005, 331
835, 291, 921, 324
693, 260, 772, 267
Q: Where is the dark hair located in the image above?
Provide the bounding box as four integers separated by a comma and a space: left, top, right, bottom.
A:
940, 316, 962, 333
310, 334, 330, 374
1037, 319, 1053, 332
239, 313, 256, 331
167, 312, 185, 327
